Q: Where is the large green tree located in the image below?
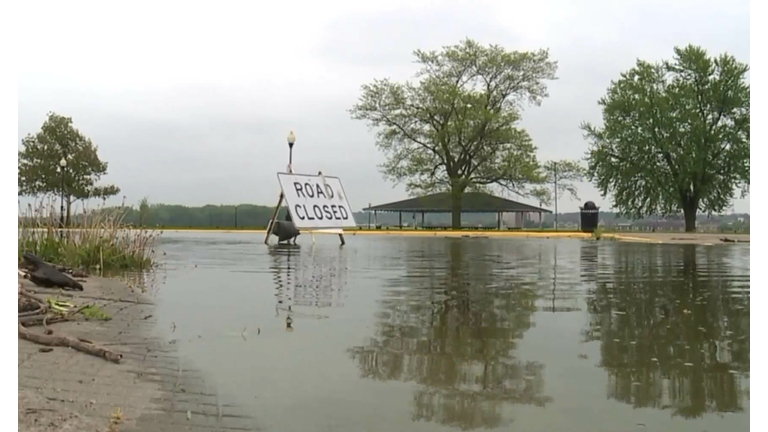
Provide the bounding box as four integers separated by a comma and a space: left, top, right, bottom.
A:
350, 39, 558, 228
18, 112, 120, 224
582, 45, 750, 232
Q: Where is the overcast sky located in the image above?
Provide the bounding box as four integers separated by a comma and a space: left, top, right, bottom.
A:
17, 0, 750, 213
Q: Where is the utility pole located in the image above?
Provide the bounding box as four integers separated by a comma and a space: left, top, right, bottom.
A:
553, 162, 558, 231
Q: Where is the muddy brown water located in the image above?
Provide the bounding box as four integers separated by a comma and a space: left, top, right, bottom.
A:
142, 232, 749, 432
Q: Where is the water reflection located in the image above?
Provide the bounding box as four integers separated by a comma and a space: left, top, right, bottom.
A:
582, 244, 750, 418
541, 243, 582, 313
269, 244, 349, 327
113, 268, 165, 296
348, 239, 551, 430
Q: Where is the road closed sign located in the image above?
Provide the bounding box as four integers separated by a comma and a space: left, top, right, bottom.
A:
277, 173, 356, 229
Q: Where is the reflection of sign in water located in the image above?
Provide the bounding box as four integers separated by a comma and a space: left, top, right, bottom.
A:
292, 251, 347, 308
277, 173, 356, 229
271, 245, 348, 320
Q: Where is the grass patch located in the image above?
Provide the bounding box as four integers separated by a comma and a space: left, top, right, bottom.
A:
18, 197, 160, 271
80, 304, 112, 321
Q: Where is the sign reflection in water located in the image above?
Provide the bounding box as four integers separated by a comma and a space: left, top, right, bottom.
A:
580, 243, 750, 418
348, 239, 551, 430
270, 244, 348, 327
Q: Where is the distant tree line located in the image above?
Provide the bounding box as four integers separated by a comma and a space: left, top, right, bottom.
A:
117, 203, 289, 228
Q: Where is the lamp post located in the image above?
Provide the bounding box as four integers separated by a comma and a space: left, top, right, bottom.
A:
287, 131, 296, 173
266, 131, 297, 244
59, 157, 67, 239
553, 162, 558, 231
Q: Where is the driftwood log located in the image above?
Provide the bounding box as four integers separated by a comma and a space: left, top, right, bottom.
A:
18, 323, 122, 363
18, 286, 120, 362
22, 253, 83, 291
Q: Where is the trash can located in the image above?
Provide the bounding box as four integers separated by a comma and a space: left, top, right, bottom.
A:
580, 201, 600, 233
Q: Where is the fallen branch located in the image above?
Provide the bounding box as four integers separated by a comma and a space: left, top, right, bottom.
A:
18, 303, 46, 318
18, 323, 122, 363
18, 314, 58, 326
720, 237, 749, 243
19, 289, 47, 305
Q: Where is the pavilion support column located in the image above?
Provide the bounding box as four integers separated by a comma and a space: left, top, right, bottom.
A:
399, 212, 402, 230
497, 212, 501, 230
374, 211, 377, 229
421, 212, 425, 229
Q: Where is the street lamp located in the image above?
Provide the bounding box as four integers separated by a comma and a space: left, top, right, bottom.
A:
59, 157, 67, 239
287, 131, 296, 173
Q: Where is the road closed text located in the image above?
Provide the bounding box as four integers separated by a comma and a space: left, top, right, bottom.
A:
293, 203, 350, 221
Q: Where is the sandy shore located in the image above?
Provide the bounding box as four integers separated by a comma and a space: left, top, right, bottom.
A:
167, 228, 748, 245
604, 232, 749, 244
18, 276, 258, 431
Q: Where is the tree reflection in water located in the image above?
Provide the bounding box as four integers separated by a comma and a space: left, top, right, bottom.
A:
349, 239, 551, 430
581, 244, 750, 419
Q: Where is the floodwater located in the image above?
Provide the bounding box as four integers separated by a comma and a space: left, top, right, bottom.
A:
149, 232, 749, 432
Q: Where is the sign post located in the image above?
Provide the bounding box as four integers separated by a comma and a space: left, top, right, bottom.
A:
264, 193, 285, 244
266, 172, 355, 245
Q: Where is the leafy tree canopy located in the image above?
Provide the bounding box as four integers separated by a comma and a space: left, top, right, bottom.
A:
582, 45, 749, 231
351, 39, 558, 228
18, 112, 120, 222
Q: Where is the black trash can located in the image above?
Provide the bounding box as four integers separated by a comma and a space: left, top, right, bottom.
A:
580, 201, 600, 233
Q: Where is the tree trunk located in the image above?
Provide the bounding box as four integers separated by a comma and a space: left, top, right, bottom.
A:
683, 203, 697, 233
450, 182, 464, 230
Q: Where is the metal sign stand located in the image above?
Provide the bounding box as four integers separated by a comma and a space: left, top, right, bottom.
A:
264, 192, 285, 245
265, 190, 346, 246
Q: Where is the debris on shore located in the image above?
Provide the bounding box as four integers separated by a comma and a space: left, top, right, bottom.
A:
21, 252, 85, 290
18, 252, 122, 363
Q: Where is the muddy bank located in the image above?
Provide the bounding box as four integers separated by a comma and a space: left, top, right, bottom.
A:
18, 275, 258, 431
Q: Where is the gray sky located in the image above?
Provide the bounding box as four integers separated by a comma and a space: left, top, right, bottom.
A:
18, 0, 750, 213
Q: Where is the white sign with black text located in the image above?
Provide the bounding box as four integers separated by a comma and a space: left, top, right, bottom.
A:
277, 173, 356, 229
